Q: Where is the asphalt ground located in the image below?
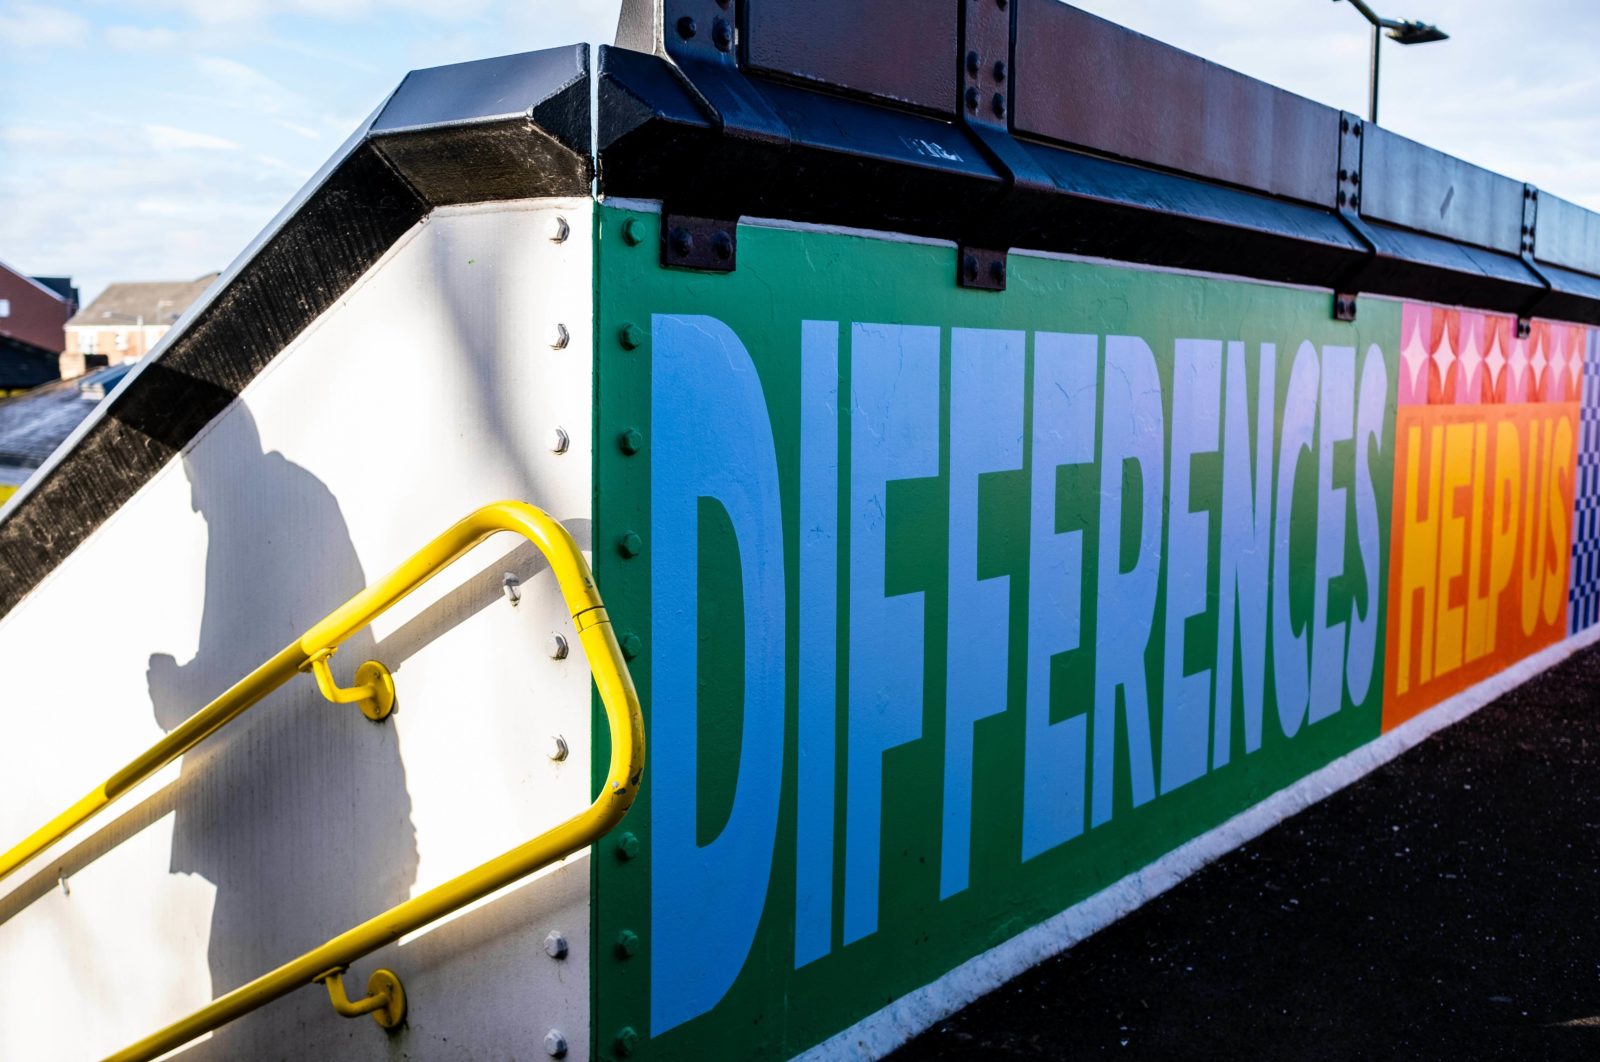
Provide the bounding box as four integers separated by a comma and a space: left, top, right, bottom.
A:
891, 642, 1600, 1061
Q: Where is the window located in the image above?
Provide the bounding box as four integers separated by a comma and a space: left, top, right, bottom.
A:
0, 299, 9, 317
81, 331, 97, 355
114, 332, 128, 351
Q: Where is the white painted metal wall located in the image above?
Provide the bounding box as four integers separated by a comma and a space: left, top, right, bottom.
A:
0, 199, 597, 1061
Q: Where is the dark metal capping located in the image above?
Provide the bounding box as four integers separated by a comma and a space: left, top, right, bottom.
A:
601, 0, 1600, 322
0, 46, 592, 621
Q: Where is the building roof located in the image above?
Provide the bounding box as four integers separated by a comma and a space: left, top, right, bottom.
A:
0, 364, 131, 473
67, 274, 218, 329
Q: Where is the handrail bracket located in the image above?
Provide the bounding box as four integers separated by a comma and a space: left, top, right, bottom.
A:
313, 966, 406, 1029
303, 648, 397, 722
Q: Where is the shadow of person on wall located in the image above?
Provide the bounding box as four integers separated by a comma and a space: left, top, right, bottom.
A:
146, 403, 417, 1052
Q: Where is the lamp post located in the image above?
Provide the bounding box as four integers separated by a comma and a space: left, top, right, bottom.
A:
1334, 0, 1448, 125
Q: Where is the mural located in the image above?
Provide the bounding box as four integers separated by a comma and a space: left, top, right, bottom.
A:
592, 208, 1399, 1061
1569, 327, 1600, 633
1382, 305, 1585, 730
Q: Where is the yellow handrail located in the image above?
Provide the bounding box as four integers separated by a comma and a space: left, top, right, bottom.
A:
0, 501, 643, 1062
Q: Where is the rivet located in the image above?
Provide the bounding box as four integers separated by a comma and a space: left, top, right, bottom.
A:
619, 322, 644, 349
712, 230, 734, 261
1341, 115, 1350, 133
1351, 194, 1361, 209
990, 258, 1007, 284
616, 831, 641, 860
550, 323, 570, 350
996, 0, 1007, 8
549, 216, 569, 243
544, 930, 570, 959
669, 226, 694, 258
548, 427, 570, 454
676, 15, 696, 38
615, 1027, 639, 1057
620, 631, 643, 659
993, 59, 1007, 83
1350, 172, 1360, 186
548, 734, 570, 762
1353, 123, 1362, 138
965, 50, 980, 76
619, 428, 644, 455
992, 93, 1006, 119
615, 929, 641, 959
712, 17, 733, 52
1338, 168, 1348, 182
544, 1029, 569, 1058
621, 217, 645, 245
963, 254, 979, 282
618, 531, 643, 557
964, 86, 979, 112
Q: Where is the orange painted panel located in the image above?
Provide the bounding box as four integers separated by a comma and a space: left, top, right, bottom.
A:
1382, 305, 1584, 730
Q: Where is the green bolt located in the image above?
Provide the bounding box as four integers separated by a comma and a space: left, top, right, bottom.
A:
615, 929, 641, 959
621, 217, 644, 246
618, 428, 645, 455
619, 631, 643, 660
616, 831, 641, 860
618, 531, 643, 558
614, 1027, 640, 1057
619, 322, 644, 350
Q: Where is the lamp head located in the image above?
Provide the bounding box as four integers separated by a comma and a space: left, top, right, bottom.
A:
1387, 19, 1448, 45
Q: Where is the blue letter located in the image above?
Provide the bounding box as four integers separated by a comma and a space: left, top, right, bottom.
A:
1022, 333, 1097, 860
942, 328, 1024, 897
796, 321, 839, 968
1214, 342, 1276, 765
1273, 341, 1319, 739
1309, 345, 1354, 723
651, 314, 787, 1034
844, 323, 940, 944
1160, 339, 1221, 794
1346, 344, 1388, 705
1092, 335, 1164, 827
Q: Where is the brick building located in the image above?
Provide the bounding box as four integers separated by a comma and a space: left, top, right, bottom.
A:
0, 259, 77, 393
61, 274, 217, 379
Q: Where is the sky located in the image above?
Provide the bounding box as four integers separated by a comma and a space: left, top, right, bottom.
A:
1, 0, 1597, 305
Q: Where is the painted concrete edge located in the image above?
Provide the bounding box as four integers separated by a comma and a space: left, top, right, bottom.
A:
795, 623, 1600, 1062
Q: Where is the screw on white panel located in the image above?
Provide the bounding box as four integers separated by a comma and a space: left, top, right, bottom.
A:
549, 216, 570, 243
58, 869, 69, 897
547, 633, 569, 659
544, 1029, 569, 1057
548, 734, 570, 762
548, 427, 570, 455
544, 930, 569, 960
550, 323, 570, 350
502, 572, 522, 606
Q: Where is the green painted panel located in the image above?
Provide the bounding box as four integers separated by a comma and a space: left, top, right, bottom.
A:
593, 206, 1399, 1061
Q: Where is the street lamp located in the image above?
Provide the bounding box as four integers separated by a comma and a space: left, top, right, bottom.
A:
1334, 0, 1448, 125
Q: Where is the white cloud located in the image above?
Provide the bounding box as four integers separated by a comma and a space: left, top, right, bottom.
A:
0, 2, 88, 48
145, 124, 241, 152
105, 25, 182, 52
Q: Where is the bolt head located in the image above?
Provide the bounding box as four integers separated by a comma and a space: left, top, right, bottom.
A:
615, 1027, 639, 1057
964, 86, 979, 112
619, 322, 644, 350
548, 427, 570, 454
549, 216, 570, 243
548, 734, 570, 762
619, 631, 643, 659
616, 831, 641, 860
992, 93, 1006, 119
669, 227, 694, 258
619, 428, 644, 455
547, 633, 569, 660
615, 930, 641, 958
545, 1029, 569, 1057
618, 531, 644, 558
621, 217, 645, 245
965, 49, 980, 75
676, 15, 696, 38
712, 230, 734, 261
712, 17, 733, 52
990, 258, 1007, 284
993, 59, 1007, 83
544, 930, 570, 959
550, 323, 570, 350
963, 254, 979, 281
